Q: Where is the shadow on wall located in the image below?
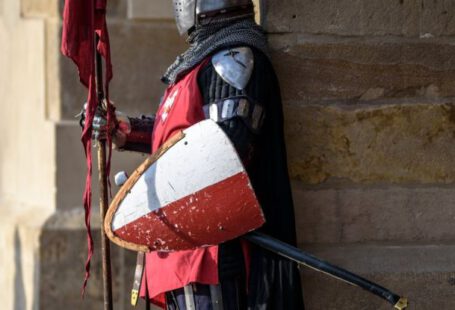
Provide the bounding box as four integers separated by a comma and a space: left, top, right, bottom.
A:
14, 228, 26, 310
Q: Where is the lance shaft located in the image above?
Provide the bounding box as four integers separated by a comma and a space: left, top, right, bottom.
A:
95, 34, 114, 310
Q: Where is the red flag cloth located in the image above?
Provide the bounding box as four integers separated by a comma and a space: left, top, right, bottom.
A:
61, 0, 113, 295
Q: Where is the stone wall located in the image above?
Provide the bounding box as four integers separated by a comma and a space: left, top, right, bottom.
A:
264, 1, 455, 309
0, 0, 454, 309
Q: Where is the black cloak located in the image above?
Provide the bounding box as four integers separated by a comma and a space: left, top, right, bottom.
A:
197, 48, 305, 310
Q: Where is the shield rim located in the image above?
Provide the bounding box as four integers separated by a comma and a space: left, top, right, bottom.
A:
104, 131, 186, 252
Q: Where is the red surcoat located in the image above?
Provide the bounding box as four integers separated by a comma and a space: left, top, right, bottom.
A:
140, 61, 219, 307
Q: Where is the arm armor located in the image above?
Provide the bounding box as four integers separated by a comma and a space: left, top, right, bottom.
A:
198, 46, 268, 281
119, 115, 155, 154
198, 47, 265, 166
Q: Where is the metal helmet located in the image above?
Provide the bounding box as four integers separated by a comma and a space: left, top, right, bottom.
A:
173, 0, 253, 35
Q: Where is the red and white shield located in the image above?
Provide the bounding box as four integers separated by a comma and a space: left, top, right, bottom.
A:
104, 120, 265, 252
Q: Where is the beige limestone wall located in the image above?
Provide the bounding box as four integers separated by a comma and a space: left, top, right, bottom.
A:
0, 1, 56, 309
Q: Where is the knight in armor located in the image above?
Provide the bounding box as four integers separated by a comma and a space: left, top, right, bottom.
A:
82, 1, 304, 309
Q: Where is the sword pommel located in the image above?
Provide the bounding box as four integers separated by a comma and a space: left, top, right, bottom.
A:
394, 297, 408, 310
115, 171, 129, 187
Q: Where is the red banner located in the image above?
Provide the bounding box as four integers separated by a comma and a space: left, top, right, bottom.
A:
61, 0, 113, 295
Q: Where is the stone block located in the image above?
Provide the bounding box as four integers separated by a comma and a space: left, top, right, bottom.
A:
59, 20, 185, 120
265, 0, 455, 37
270, 37, 455, 102
127, 0, 174, 20
39, 209, 146, 309
300, 244, 455, 310
0, 207, 53, 310
56, 122, 149, 211
265, 0, 419, 35
20, 0, 125, 19
0, 17, 56, 210
420, 0, 455, 37
293, 183, 455, 243
40, 210, 162, 310
284, 101, 455, 184
20, 0, 61, 18
108, 0, 128, 19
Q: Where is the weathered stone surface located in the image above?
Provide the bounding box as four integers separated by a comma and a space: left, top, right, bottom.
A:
301, 244, 455, 310
270, 36, 455, 102
39, 210, 151, 310
266, 0, 455, 37
59, 20, 185, 120
0, 207, 52, 310
0, 17, 56, 209
420, 0, 455, 37
37, 208, 162, 310
285, 101, 455, 184
20, 0, 61, 18
108, 0, 128, 19
293, 183, 455, 243
21, 0, 126, 19
56, 122, 149, 211
127, 0, 173, 20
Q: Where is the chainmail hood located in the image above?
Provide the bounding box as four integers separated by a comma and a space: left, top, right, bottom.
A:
162, 18, 269, 85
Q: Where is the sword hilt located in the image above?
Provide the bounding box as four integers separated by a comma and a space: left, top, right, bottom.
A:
115, 171, 129, 187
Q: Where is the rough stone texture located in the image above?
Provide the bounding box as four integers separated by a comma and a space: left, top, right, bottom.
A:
127, 0, 173, 20
20, 0, 61, 18
285, 101, 455, 184
0, 205, 53, 310
56, 122, 149, 210
270, 36, 455, 102
301, 244, 455, 309
40, 210, 160, 310
265, 0, 455, 37
108, 0, 128, 19
0, 11, 55, 209
293, 183, 455, 244
21, 0, 126, 19
420, 0, 455, 37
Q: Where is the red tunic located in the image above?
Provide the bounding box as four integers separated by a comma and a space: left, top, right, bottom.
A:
139, 61, 219, 307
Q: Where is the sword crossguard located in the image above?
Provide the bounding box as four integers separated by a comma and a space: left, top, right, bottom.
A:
394, 297, 408, 310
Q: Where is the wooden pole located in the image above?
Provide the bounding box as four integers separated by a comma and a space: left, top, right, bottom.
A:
95, 34, 114, 310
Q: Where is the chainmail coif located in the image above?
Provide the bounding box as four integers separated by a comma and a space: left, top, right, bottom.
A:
162, 17, 269, 85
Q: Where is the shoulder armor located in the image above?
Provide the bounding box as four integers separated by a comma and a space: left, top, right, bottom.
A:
212, 47, 254, 90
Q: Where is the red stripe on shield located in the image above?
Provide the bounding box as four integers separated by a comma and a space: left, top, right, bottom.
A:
113, 172, 265, 252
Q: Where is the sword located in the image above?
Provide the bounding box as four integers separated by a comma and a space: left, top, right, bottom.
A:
244, 232, 408, 310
